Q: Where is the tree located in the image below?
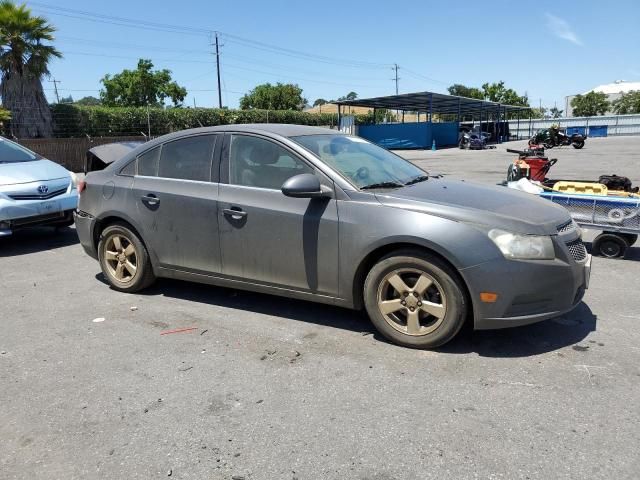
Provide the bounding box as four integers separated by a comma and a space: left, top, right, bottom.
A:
337, 91, 358, 102
59, 94, 73, 104
313, 98, 328, 107
0, 1, 61, 138
571, 91, 609, 117
239, 82, 306, 110
612, 90, 640, 115
549, 106, 564, 118
75, 95, 101, 106
447, 84, 483, 100
100, 59, 187, 107
481, 81, 529, 106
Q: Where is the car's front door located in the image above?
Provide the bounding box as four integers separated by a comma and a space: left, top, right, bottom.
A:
217, 133, 339, 295
131, 134, 222, 274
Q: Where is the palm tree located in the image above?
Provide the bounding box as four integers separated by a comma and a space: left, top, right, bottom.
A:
0, 1, 61, 138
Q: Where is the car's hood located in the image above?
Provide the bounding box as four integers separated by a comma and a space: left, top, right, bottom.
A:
0, 159, 70, 186
374, 178, 571, 235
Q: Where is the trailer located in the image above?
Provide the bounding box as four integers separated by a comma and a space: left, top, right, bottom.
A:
540, 191, 640, 258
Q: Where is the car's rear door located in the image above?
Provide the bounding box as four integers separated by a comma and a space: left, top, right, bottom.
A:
217, 133, 339, 295
130, 134, 222, 274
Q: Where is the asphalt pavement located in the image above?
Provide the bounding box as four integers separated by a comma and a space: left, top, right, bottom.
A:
1, 136, 639, 479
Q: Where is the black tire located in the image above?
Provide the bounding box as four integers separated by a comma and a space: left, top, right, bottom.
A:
98, 223, 155, 292
592, 233, 628, 258
619, 233, 637, 246
572, 140, 585, 149
363, 249, 468, 349
543, 141, 555, 149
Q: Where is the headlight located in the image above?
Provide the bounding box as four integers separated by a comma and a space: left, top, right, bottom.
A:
69, 172, 78, 191
488, 229, 555, 260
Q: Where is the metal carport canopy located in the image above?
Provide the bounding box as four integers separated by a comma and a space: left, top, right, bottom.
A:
335, 91, 531, 115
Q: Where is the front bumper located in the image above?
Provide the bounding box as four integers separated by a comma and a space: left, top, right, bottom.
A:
0, 191, 78, 236
461, 253, 591, 330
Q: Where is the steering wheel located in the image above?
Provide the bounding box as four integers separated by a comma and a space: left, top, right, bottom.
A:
354, 166, 370, 181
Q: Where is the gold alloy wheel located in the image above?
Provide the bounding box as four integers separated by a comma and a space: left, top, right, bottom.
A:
376, 268, 447, 336
103, 234, 138, 283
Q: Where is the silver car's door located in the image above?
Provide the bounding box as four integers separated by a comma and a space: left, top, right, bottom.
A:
130, 133, 222, 273
217, 133, 339, 295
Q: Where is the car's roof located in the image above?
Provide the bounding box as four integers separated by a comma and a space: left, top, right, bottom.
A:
166, 123, 341, 138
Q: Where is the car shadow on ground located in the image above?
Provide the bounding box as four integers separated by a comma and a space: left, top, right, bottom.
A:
96, 274, 597, 357
96, 275, 374, 335
0, 226, 79, 257
439, 301, 597, 357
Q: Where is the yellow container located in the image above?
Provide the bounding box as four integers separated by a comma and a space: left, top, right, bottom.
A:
552, 181, 608, 196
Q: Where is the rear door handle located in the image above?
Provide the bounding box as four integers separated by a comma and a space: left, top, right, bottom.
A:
141, 194, 160, 206
223, 207, 247, 219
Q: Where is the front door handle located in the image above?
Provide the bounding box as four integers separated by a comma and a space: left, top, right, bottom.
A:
223, 207, 247, 219
141, 194, 160, 206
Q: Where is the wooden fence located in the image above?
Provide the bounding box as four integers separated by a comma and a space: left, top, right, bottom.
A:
16, 136, 147, 172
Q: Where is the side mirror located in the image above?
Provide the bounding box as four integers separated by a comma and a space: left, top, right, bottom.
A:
281, 174, 330, 198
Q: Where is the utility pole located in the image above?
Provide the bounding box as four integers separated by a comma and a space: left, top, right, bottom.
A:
214, 32, 223, 109
49, 78, 61, 103
393, 64, 399, 95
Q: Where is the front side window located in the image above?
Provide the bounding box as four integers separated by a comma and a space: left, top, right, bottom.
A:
0, 139, 38, 163
292, 134, 427, 189
158, 135, 216, 182
229, 135, 312, 190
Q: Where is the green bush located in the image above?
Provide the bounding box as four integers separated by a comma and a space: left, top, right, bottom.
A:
51, 104, 341, 138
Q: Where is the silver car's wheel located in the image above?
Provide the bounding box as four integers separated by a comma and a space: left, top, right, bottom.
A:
98, 223, 155, 292
377, 268, 447, 336
364, 250, 467, 348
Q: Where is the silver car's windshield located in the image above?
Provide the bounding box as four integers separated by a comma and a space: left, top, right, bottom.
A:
0, 139, 38, 163
291, 134, 428, 189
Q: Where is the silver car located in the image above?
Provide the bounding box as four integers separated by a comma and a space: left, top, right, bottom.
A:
75, 125, 591, 348
0, 138, 78, 236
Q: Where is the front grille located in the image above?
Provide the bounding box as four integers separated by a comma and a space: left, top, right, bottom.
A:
557, 220, 575, 233
8, 187, 67, 201
565, 238, 587, 262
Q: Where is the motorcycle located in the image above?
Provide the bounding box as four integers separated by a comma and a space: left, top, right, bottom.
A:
528, 128, 585, 149
459, 130, 488, 150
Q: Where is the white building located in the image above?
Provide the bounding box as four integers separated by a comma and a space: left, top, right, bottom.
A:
565, 80, 640, 117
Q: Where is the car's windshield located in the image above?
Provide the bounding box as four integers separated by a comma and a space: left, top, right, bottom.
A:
291, 134, 427, 189
0, 139, 38, 163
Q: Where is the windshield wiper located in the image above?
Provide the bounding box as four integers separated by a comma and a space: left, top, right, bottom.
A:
404, 175, 429, 186
360, 181, 404, 190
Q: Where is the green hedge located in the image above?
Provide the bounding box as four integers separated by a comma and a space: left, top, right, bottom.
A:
51, 104, 349, 138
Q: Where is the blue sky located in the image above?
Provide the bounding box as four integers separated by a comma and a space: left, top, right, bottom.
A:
32, 0, 640, 110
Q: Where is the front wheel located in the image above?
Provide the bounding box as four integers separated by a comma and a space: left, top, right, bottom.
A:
363, 250, 468, 349
98, 223, 156, 292
572, 140, 585, 149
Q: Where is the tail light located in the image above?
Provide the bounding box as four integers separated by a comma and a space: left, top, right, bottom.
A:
78, 180, 87, 194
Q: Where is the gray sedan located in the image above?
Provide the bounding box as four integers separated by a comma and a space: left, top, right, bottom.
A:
74, 124, 590, 348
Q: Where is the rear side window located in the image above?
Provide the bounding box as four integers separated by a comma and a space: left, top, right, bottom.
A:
119, 160, 136, 176
137, 146, 160, 176
158, 135, 216, 182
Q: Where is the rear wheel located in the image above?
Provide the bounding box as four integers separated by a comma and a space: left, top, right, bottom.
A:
592, 233, 628, 258
572, 140, 585, 149
98, 223, 155, 292
363, 250, 467, 349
